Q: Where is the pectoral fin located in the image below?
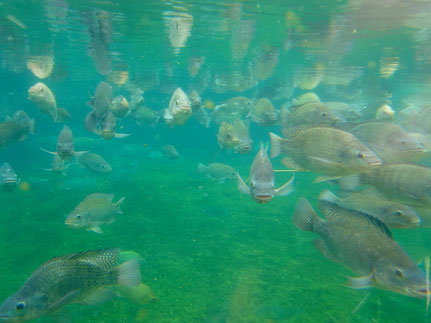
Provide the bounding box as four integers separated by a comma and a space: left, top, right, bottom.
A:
308, 156, 341, 167
275, 174, 294, 196
313, 175, 341, 183
312, 239, 336, 261
235, 172, 250, 195
48, 290, 80, 312
88, 226, 104, 234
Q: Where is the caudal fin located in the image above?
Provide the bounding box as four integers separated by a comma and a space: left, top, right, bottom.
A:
293, 198, 318, 232
114, 258, 141, 287
269, 132, 284, 158
115, 197, 125, 214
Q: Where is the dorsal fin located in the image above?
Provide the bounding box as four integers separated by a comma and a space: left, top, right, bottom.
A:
318, 199, 393, 239
44, 248, 121, 267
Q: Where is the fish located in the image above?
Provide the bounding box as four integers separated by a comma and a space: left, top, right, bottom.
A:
324, 102, 362, 122
85, 110, 99, 133
56, 125, 75, 160
292, 193, 429, 298
217, 122, 240, 150
188, 56, 205, 77
46, 154, 70, 176
28, 82, 58, 122
236, 143, 294, 203
341, 164, 431, 207
0, 111, 34, 148
189, 90, 202, 113
0, 248, 141, 322
163, 87, 191, 127
212, 97, 253, 124
92, 81, 112, 120
56, 107, 71, 123
132, 106, 160, 127
0, 162, 19, 191
77, 152, 112, 174
65, 193, 124, 233
283, 102, 339, 127
110, 95, 130, 118
233, 120, 252, 154
97, 111, 130, 140
270, 126, 381, 178
250, 98, 279, 126
376, 104, 395, 120
291, 92, 320, 106
320, 189, 421, 229
161, 144, 178, 160
192, 108, 211, 128
197, 163, 237, 182
114, 283, 158, 305
349, 121, 424, 163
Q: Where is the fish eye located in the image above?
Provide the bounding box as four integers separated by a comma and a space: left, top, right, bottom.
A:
394, 210, 403, 216
15, 302, 25, 310
394, 268, 404, 279
400, 140, 407, 145
322, 112, 327, 117
357, 152, 364, 159
76, 214, 81, 219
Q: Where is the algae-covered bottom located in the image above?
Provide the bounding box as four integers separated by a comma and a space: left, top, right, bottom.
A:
0, 157, 429, 322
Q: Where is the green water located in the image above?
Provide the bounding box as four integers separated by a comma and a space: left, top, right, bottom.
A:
0, 0, 431, 322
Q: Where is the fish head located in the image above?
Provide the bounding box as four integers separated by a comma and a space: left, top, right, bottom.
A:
65, 212, 90, 228
101, 129, 115, 140
57, 143, 74, 160
250, 178, 275, 204
28, 83, 48, 104
95, 162, 112, 173
344, 146, 381, 168
373, 258, 429, 298
0, 292, 48, 322
0, 167, 18, 191
383, 204, 422, 229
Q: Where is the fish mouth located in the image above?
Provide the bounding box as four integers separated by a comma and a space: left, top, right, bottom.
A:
254, 194, 274, 204
368, 159, 382, 166
411, 287, 430, 298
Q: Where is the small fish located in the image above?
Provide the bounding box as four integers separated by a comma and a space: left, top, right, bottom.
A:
0, 111, 34, 148
161, 144, 178, 160
270, 126, 381, 178
114, 283, 158, 305
46, 154, 70, 176
163, 88, 191, 127
217, 122, 240, 150
56, 125, 75, 160
197, 163, 236, 182
65, 193, 124, 233
320, 189, 421, 229
293, 193, 429, 298
189, 90, 202, 112
77, 152, 112, 174
110, 95, 130, 118
0, 249, 141, 322
132, 106, 160, 127
88, 81, 112, 120
28, 82, 58, 122
97, 111, 130, 140
236, 143, 294, 203
0, 162, 19, 191
188, 56, 205, 77
283, 101, 339, 127
212, 97, 253, 124
232, 120, 252, 154
250, 98, 279, 126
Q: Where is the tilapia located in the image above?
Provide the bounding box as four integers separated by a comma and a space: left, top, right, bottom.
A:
324, 102, 362, 122
56, 125, 75, 160
236, 143, 294, 203
161, 144, 178, 160
0, 249, 141, 322
0, 162, 19, 191
270, 126, 381, 178
250, 98, 279, 126
212, 97, 253, 124
217, 122, 240, 150
132, 106, 160, 127
233, 120, 252, 154
97, 111, 130, 140
163, 87, 191, 127
197, 163, 236, 182
283, 102, 339, 127
28, 82, 58, 122
350, 121, 424, 163
65, 193, 124, 233
77, 152, 112, 174
0, 111, 34, 148
293, 193, 428, 298
321, 190, 421, 229
110, 95, 130, 118
92, 81, 112, 120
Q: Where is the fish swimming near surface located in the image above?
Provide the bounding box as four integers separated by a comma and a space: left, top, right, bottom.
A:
292, 192, 429, 298
0, 162, 19, 191
0, 248, 141, 323
65, 193, 124, 233
236, 143, 294, 203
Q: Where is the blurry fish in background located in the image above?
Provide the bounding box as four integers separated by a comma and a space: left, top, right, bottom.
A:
110, 95, 130, 118
250, 98, 278, 126
349, 121, 425, 163
28, 82, 63, 122
77, 152, 112, 174
97, 111, 130, 140
40, 125, 85, 161
164, 10, 193, 55
293, 194, 429, 298
56, 107, 71, 122
376, 104, 395, 121
291, 92, 321, 106
163, 87, 191, 127
0, 162, 19, 191
197, 163, 236, 182
212, 96, 252, 124
324, 102, 362, 122
322, 189, 421, 229
83, 10, 113, 76
65, 193, 124, 233
281, 101, 339, 128
108, 67, 129, 87
217, 121, 240, 150
270, 126, 381, 179
26, 53, 54, 79
236, 143, 294, 204
0, 110, 34, 148
0, 248, 141, 322
297, 63, 325, 90
188, 56, 205, 77
253, 46, 279, 81
233, 120, 252, 154
132, 106, 160, 127
161, 144, 179, 160
45, 154, 70, 176
379, 48, 399, 78
190, 91, 211, 128
230, 9, 255, 61
85, 81, 112, 132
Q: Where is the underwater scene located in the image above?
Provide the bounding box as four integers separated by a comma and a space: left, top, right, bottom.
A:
0, 0, 431, 322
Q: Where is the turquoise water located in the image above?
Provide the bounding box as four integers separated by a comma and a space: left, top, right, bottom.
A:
0, 0, 431, 322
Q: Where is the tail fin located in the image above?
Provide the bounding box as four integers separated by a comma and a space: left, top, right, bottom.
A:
114, 258, 141, 287
197, 163, 208, 174
318, 190, 338, 204
115, 197, 125, 214
293, 198, 318, 232
269, 132, 284, 158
